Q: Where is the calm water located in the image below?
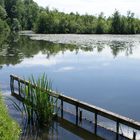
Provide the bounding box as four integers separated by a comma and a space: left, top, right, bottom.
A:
1, 33, 140, 122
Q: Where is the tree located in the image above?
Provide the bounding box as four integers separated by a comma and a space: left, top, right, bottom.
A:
34, 12, 49, 33
127, 11, 136, 34
0, 0, 5, 7
111, 10, 122, 34
96, 12, 107, 34
0, 18, 10, 34
120, 16, 128, 34
23, 0, 39, 29
11, 18, 21, 31
0, 5, 7, 19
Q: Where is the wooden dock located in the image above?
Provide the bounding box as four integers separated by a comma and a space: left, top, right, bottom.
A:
10, 74, 140, 140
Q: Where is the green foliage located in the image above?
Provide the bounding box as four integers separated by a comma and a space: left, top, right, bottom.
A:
19, 74, 58, 125
0, 0, 140, 33
1, 0, 39, 31
0, 18, 10, 34
11, 18, 21, 31
110, 10, 139, 34
0, 18, 10, 46
111, 10, 122, 34
0, 93, 20, 140
34, 11, 50, 33
22, 0, 39, 29
0, 5, 7, 19
0, 0, 5, 7
34, 9, 140, 34
96, 12, 107, 34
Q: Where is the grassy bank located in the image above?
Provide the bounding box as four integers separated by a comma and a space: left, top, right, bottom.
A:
0, 93, 20, 140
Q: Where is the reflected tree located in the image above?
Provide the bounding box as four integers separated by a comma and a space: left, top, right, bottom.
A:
0, 34, 137, 69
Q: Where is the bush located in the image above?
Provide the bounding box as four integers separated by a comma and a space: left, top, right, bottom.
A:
0, 93, 20, 140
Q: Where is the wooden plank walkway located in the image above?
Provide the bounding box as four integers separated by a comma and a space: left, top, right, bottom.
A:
10, 74, 140, 140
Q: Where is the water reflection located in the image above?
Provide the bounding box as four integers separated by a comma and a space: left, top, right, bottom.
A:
0, 34, 139, 69
1, 34, 140, 122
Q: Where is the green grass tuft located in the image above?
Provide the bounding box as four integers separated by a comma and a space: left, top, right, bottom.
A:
0, 93, 20, 140
21, 74, 58, 126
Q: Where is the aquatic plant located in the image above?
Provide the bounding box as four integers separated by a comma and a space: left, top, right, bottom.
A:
21, 74, 58, 126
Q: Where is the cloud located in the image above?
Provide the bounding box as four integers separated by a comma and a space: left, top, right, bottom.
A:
34, 0, 140, 17
14, 52, 58, 68
55, 66, 75, 72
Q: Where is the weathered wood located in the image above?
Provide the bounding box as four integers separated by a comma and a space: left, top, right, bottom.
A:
76, 105, 78, 125
18, 81, 21, 95
61, 99, 63, 118
10, 74, 140, 132
116, 121, 119, 133
94, 112, 97, 134
133, 131, 136, 140
79, 110, 82, 122
12, 92, 24, 102
116, 121, 119, 140
10, 75, 14, 94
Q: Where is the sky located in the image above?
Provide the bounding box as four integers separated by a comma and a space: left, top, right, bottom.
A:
34, 0, 140, 17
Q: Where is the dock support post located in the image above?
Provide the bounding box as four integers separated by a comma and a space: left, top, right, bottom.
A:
10, 75, 14, 94
94, 112, 97, 134
79, 110, 82, 122
76, 105, 78, 125
116, 121, 119, 140
18, 81, 21, 95
133, 131, 136, 140
61, 99, 63, 118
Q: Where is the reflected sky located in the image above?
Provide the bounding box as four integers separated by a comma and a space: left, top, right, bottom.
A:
1, 34, 140, 121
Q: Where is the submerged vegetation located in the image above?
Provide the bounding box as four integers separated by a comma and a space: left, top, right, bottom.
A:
0, 93, 20, 140
0, 0, 140, 34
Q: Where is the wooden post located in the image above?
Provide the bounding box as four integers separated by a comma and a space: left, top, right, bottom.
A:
94, 112, 97, 134
79, 110, 82, 122
10, 76, 13, 94
10, 76, 14, 94
76, 105, 78, 125
116, 121, 119, 140
133, 131, 136, 140
18, 81, 21, 95
61, 99, 63, 118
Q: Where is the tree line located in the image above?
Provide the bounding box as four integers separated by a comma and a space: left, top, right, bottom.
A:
0, 0, 140, 34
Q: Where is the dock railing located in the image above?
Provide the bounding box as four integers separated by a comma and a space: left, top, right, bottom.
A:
10, 74, 140, 140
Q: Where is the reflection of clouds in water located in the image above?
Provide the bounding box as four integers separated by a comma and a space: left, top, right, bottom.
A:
12, 50, 114, 70
102, 62, 110, 66
54, 66, 75, 72
9, 42, 140, 72
87, 62, 110, 70
87, 66, 100, 70
129, 47, 140, 59
14, 52, 59, 67
55, 62, 110, 72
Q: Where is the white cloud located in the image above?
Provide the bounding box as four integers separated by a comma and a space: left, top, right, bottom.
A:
55, 67, 75, 72
14, 52, 58, 67
34, 0, 140, 17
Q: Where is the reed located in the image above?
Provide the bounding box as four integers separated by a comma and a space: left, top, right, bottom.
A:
20, 74, 58, 126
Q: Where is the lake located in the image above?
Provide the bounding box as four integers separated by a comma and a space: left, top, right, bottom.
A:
1, 32, 140, 123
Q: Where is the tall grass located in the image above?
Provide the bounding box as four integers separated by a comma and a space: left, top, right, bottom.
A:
21, 74, 58, 126
0, 93, 20, 140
